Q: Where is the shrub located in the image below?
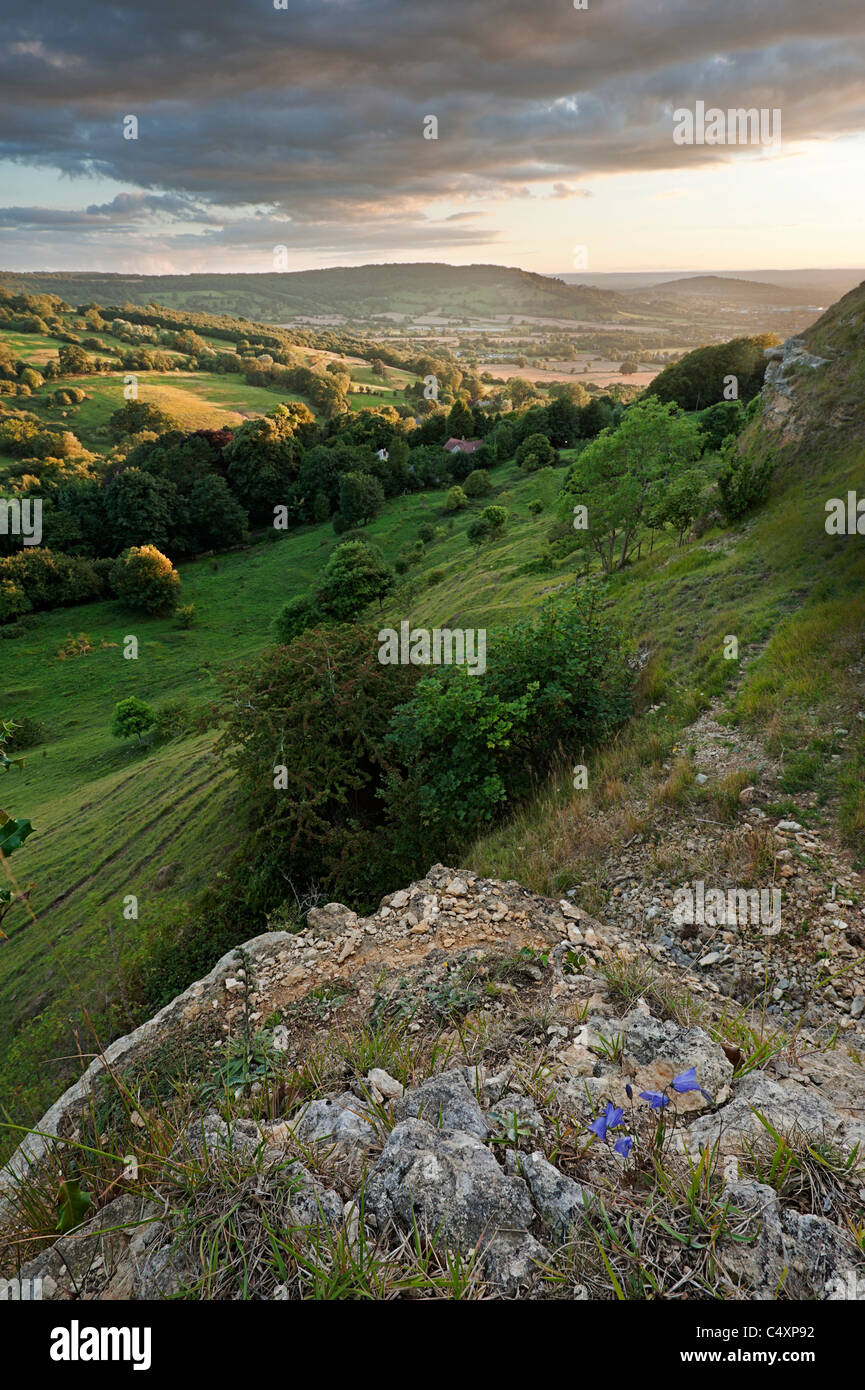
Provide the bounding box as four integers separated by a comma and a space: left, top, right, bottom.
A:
444, 485, 468, 512
717, 443, 775, 521
111, 544, 181, 614
273, 593, 321, 644
417, 523, 435, 543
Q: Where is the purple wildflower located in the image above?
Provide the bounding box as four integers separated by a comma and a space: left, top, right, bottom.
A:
639, 1090, 670, 1110
671, 1067, 700, 1094
614, 1136, 633, 1157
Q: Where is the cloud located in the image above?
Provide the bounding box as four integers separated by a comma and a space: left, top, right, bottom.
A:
0, 0, 863, 265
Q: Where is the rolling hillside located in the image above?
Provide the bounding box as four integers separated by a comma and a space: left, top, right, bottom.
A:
0, 264, 629, 325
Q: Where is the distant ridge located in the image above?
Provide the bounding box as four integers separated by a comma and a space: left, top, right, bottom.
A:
0, 263, 628, 326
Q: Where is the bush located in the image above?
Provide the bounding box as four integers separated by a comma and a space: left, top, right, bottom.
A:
467, 504, 509, 544
111, 545, 181, 614
444, 485, 468, 512
417, 523, 435, 543
152, 699, 195, 743
0, 548, 102, 621
381, 594, 632, 859
273, 593, 321, 644
717, 444, 775, 521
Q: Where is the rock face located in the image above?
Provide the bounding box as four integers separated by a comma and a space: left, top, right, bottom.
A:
364, 1117, 548, 1294
761, 335, 830, 440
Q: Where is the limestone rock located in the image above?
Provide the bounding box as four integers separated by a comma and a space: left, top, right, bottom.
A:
393, 1068, 489, 1138
364, 1118, 548, 1294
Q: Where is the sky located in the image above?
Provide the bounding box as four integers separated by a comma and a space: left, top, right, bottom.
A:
0, 0, 863, 275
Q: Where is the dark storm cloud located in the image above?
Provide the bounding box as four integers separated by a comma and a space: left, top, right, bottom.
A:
0, 0, 863, 260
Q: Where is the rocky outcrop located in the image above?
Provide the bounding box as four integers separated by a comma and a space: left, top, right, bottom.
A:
760, 335, 830, 441
3, 866, 865, 1301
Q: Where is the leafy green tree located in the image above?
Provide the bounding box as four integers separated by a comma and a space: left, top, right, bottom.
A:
444, 485, 468, 512
185, 475, 248, 551
337, 470, 385, 527
463, 468, 492, 498
446, 398, 475, 439
224, 405, 303, 524
111, 544, 180, 614
383, 670, 536, 857
110, 696, 156, 745
219, 624, 417, 914
698, 400, 744, 452
0, 720, 35, 938
516, 432, 558, 472
107, 401, 179, 441
658, 469, 705, 545
58, 343, 90, 375
469, 505, 508, 541
102, 468, 178, 552
560, 397, 702, 574
315, 541, 394, 621
650, 335, 777, 410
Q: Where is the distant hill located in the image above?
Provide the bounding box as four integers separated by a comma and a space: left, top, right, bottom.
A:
0, 264, 627, 325
642, 275, 827, 306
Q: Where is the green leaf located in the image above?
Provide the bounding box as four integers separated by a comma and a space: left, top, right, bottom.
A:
0, 811, 34, 856
56, 1179, 93, 1234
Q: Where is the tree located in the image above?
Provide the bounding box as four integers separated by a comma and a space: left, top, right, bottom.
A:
717, 442, 774, 521
102, 468, 177, 551
463, 469, 492, 497
0, 720, 35, 938
660, 469, 705, 545
315, 541, 394, 621
224, 406, 303, 524
467, 504, 508, 545
185, 475, 248, 551
560, 397, 702, 574
444, 485, 468, 512
110, 696, 156, 745
58, 343, 90, 375
111, 545, 181, 614
338, 470, 385, 527
220, 623, 418, 913
107, 401, 179, 441
516, 432, 558, 472
446, 398, 475, 439
649, 334, 777, 410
